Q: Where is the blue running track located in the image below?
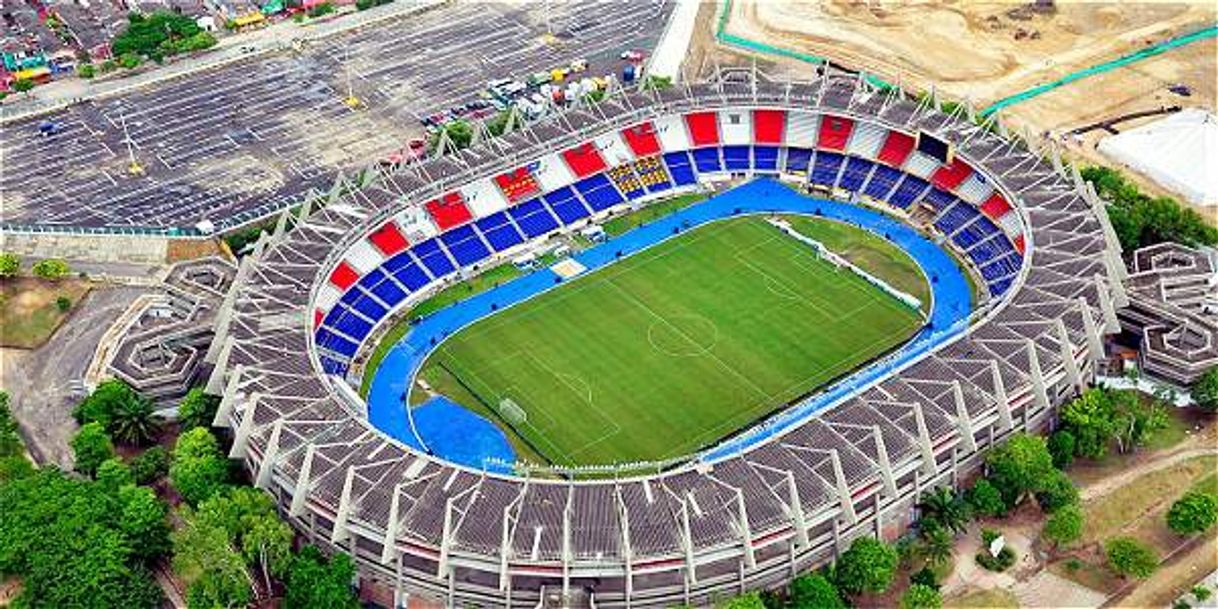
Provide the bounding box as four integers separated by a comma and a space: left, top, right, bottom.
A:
366, 178, 974, 472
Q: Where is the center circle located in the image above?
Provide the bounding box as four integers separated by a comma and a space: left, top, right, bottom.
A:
646, 314, 719, 357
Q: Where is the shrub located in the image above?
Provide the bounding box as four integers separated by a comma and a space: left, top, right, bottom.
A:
1105, 537, 1158, 579
1192, 585, 1212, 602
787, 572, 844, 609
1192, 367, 1218, 413
1166, 491, 1218, 535
1043, 504, 1084, 548
1047, 429, 1076, 469
177, 388, 219, 432
55, 296, 72, 312
71, 422, 114, 477
169, 428, 229, 505
834, 537, 899, 595
900, 583, 942, 609
77, 63, 96, 78
130, 446, 171, 485
31, 258, 70, 280
1036, 469, 1079, 513
975, 546, 1016, 572
0, 252, 19, 277
967, 479, 1007, 518
910, 566, 940, 590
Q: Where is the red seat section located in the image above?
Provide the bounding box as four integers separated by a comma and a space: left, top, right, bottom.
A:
620, 122, 662, 157
684, 111, 720, 147
425, 193, 473, 230
877, 130, 916, 167
930, 158, 973, 191
1013, 234, 1026, 255
368, 221, 409, 256
313, 309, 323, 329
329, 261, 359, 290
560, 142, 608, 178
817, 115, 854, 151
753, 109, 785, 144
979, 193, 1012, 220
494, 167, 541, 203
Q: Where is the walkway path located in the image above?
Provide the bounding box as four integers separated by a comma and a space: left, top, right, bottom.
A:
1079, 447, 1218, 503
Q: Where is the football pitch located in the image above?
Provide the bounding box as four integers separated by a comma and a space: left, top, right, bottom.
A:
419, 216, 924, 467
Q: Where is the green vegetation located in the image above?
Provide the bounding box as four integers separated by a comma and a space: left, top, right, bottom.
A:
1081, 166, 1218, 252
1043, 504, 1084, 548
77, 63, 96, 78
985, 433, 1056, 508
355, 0, 393, 9
1192, 366, 1218, 412
1105, 537, 1159, 579
419, 217, 923, 465
966, 478, 1007, 518
1165, 491, 1218, 536
170, 427, 231, 506
71, 422, 115, 477
177, 387, 219, 432
429, 119, 474, 152
111, 11, 217, 62
130, 445, 170, 486
0, 253, 18, 277
901, 583, 943, 609
74, 378, 162, 446
600, 192, 708, 236
31, 258, 69, 280
307, 2, 335, 17
784, 214, 932, 306
283, 545, 360, 609
11, 79, 35, 94
787, 572, 845, 608
834, 537, 899, 595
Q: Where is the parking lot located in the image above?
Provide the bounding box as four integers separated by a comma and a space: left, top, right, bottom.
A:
0, 0, 673, 233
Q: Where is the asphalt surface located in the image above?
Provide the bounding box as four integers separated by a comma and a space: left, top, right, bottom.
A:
0, 0, 674, 233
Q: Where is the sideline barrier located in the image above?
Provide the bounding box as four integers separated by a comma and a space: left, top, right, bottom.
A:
366, 179, 972, 473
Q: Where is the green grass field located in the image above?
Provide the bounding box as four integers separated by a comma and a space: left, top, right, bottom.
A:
417, 215, 924, 467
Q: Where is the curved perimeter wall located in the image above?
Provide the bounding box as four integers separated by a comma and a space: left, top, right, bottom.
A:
205, 75, 1128, 609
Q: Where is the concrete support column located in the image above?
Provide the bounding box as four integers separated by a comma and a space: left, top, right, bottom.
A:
952, 381, 977, 453
289, 445, 316, 517
830, 449, 858, 525
990, 360, 1014, 431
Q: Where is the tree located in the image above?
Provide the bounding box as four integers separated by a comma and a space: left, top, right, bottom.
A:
1105, 537, 1159, 579
108, 393, 162, 446
834, 537, 899, 596
242, 515, 294, 594
117, 484, 171, 562
74, 378, 142, 429
787, 572, 844, 609
31, 258, 70, 280
169, 427, 229, 505
177, 387, 219, 432
901, 584, 942, 609
1047, 429, 1076, 469
96, 457, 134, 493
1060, 389, 1118, 459
918, 487, 971, 534
1043, 504, 1084, 548
283, 545, 359, 609
12, 78, 34, 94
71, 422, 114, 476
984, 433, 1055, 508
1191, 366, 1218, 412
719, 592, 765, 609
1035, 469, 1079, 513
0, 455, 34, 483
0, 252, 19, 277
111, 11, 204, 59
172, 517, 254, 609
1111, 389, 1168, 453
1082, 166, 1218, 251
0, 391, 22, 457
920, 522, 954, 567
967, 479, 1006, 518
1166, 492, 1218, 535
130, 445, 171, 485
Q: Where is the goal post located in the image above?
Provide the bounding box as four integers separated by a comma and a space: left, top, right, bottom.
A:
497, 397, 528, 425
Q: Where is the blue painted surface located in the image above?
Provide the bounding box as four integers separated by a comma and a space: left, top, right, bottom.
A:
367, 178, 975, 471
410, 396, 516, 467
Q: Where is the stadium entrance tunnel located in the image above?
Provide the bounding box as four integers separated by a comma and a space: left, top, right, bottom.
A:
366, 179, 973, 473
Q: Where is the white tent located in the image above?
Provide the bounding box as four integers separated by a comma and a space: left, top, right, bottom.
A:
1097, 108, 1218, 208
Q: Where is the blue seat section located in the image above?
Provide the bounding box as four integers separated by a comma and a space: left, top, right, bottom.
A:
412, 238, 456, 278
544, 186, 591, 224
989, 276, 1014, 297
440, 225, 491, 267
887, 175, 930, 208
784, 148, 813, 173
315, 328, 358, 358
923, 187, 955, 211
350, 292, 388, 322
692, 147, 722, 173
753, 146, 779, 171
357, 267, 387, 290
509, 198, 560, 237
838, 157, 873, 192
966, 235, 1009, 266
662, 151, 697, 186
574, 174, 624, 211
981, 253, 1021, 281
863, 165, 901, 200
319, 355, 349, 377
722, 145, 751, 171
476, 211, 525, 251
643, 177, 673, 194
324, 305, 372, 342
385, 252, 431, 291
810, 152, 844, 186
933, 201, 978, 236
367, 276, 407, 307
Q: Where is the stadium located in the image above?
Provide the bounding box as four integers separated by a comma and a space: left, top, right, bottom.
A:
206, 71, 1126, 608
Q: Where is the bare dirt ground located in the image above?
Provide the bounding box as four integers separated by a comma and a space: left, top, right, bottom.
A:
715, 0, 1218, 219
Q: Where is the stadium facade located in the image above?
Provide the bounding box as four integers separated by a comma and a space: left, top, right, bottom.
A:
205, 73, 1127, 608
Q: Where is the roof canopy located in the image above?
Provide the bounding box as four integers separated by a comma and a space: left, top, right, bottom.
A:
1098, 108, 1218, 207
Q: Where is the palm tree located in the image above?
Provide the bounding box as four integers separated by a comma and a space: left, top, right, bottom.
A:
918, 487, 971, 535
108, 395, 163, 446
920, 522, 954, 567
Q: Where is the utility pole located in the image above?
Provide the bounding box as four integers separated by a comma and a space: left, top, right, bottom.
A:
120, 111, 143, 176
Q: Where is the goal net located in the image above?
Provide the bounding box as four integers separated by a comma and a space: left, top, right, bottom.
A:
497, 398, 528, 425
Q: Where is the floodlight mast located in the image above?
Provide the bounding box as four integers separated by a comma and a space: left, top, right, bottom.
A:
120, 111, 143, 175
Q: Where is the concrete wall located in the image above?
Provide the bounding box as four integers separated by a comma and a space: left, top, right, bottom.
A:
1, 231, 169, 264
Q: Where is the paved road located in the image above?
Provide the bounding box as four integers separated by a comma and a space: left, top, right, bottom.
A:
1, 285, 149, 468
0, 0, 673, 234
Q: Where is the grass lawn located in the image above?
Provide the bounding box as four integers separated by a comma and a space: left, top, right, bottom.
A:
783, 214, 932, 306
0, 277, 91, 348
1082, 455, 1218, 545
600, 192, 708, 236
943, 587, 1018, 608
418, 216, 924, 466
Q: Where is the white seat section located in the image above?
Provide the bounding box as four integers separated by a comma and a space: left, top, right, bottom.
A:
956, 173, 994, 205
654, 114, 692, 152
315, 283, 342, 313
718, 109, 752, 146
394, 205, 438, 242
460, 177, 511, 218
903, 151, 941, 179
593, 131, 635, 166
999, 212, 1023, 237
533, 151, 577, 192
784, 111, 821, 148
845, 121, 886, 158
345, 239, 384, 275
